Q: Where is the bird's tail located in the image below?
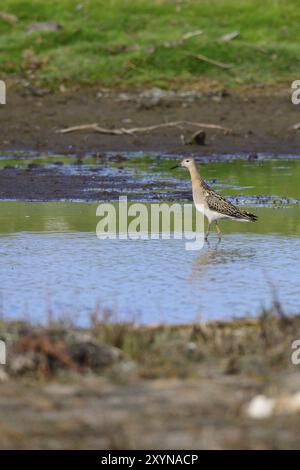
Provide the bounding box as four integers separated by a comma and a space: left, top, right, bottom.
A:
242, 211, 257, 222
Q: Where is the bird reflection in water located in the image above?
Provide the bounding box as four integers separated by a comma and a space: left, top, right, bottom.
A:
188, 237, 256, 284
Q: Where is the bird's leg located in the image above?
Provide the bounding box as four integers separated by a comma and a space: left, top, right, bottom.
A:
215, 221, 222, 240
205, 222, 211, 241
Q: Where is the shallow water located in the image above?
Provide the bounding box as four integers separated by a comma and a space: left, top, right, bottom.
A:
1, 152, 300, 323
0, 201, 299, 324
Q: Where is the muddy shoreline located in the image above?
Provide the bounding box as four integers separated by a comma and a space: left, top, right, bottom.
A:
1, 87, 300, 156
1, 87, 300, 201
0, 163, 190, 202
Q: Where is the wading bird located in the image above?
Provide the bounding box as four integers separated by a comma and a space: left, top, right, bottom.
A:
171, 158, 257, 240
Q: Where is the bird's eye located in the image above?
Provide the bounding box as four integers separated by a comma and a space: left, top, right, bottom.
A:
186, 160, 190, 163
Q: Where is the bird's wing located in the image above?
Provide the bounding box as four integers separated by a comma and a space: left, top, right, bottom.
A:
204, 184, 251, 220
206, 191, 242, 217
201, 178, 257, 221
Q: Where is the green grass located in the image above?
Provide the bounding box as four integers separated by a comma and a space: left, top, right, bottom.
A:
0, 0, 300, 88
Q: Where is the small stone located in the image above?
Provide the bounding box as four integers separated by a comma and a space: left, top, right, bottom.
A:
67, 333, 121, 371
246, 394, 275, 419
184, 130, 206, 146
10, 353, 35, 375
137, 88, 173, 109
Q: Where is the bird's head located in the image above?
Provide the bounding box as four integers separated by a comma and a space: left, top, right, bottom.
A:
170, 157, 196, 170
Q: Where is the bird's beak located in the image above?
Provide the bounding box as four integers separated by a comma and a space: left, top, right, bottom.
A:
170, 164, 180, 170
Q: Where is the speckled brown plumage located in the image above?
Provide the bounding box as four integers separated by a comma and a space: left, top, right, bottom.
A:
201, 178, 257, 221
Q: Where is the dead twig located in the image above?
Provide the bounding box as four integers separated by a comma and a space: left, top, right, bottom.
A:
184, 51, 232, 69
144, 30, 203, 54
57, 123, 134, 136
57, 120, 232, 136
